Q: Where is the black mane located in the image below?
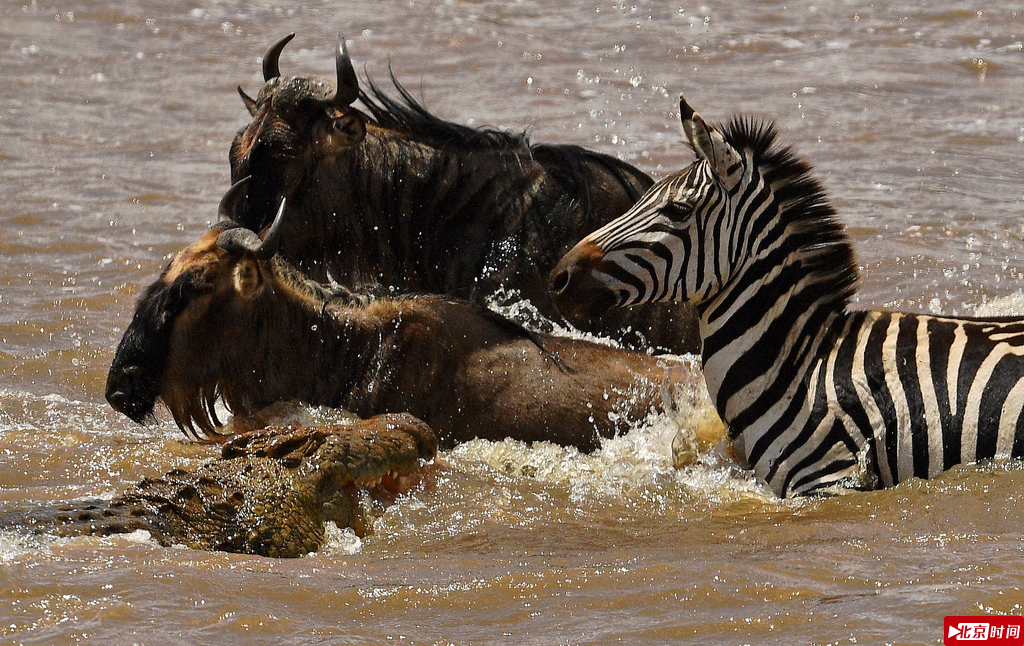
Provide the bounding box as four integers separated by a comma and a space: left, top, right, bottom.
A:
359, 71, 531, 151
720, 116, 860, 308
356, 71, 652, 227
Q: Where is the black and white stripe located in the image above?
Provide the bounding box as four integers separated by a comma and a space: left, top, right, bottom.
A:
557, 96, 1024, 496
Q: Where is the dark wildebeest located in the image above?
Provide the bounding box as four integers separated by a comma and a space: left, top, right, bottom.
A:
105, 187, 704, 451
225, 32, 698, 353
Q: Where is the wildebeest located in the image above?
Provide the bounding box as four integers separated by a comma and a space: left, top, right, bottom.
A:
105, 187, 703, 452
225, 32, 698, 353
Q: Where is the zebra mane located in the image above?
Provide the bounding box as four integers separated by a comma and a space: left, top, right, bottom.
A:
358, 71, 531, 151
722, 116, 860, 309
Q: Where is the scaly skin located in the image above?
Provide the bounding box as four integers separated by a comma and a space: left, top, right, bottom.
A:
4, 413, 437, 558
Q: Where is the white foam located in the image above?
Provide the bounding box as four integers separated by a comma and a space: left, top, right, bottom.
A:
439, 353, 753, 508
0, 530, 35, 562
320, 522, 364, 556
974, 291, 1024, 317
485, 287, 625, 348
224, 401, 361, 433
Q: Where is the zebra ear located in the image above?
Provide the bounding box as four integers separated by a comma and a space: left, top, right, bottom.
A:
680, 94, 742, 189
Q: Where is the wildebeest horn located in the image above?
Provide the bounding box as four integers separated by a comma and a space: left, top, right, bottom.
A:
262, 32, 295, 81
216, 197, 287, 260
258, 197, 287, 257
332, 32, 359, 106
218, 176, 251, 222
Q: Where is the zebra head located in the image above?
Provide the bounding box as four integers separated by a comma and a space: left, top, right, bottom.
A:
551, 95, 747, 320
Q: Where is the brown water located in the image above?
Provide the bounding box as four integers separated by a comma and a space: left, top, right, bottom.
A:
2, 1, 1023, 644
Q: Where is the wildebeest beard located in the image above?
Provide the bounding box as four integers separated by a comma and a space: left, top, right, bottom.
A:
105, 269, 214, 427
155, 264, 379, 438
227, 35, 700, 353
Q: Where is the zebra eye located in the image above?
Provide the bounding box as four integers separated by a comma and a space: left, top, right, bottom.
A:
662, 201, 692, 221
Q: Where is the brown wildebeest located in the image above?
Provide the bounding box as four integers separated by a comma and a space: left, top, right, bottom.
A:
225, 32, 698, 354
105, 187, 700, 451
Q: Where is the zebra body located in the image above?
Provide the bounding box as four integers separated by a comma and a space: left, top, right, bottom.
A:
550, 96, 1024, 496
718, 307, 1024, 495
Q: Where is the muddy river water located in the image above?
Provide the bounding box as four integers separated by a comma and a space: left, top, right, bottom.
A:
1, 1, 1023, 644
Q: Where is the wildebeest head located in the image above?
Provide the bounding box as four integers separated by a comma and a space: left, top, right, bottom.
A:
229, 32, 367, 231
105, 179, 288, 437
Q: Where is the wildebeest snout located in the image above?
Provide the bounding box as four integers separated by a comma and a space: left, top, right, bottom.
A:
105, 362, 154, 424
549, 238, 619, 323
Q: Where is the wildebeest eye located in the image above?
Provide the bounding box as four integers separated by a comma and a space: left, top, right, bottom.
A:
331, 113, 366, 145
157, 270, 215, 320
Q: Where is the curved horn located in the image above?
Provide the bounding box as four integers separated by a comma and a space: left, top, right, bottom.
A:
262, 32, 295, 81
332, 32, 360, 106
216, 197, 287, 260
218, 176, 251, 221
256, 197, 287, 259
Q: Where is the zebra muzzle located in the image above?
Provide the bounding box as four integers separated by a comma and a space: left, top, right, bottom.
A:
549, 239, 620, 322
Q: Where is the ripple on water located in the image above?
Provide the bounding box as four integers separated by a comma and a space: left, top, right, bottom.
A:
3, 2, 1024, 637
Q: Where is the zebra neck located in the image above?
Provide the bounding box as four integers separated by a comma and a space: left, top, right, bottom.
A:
696, 254, 853, 431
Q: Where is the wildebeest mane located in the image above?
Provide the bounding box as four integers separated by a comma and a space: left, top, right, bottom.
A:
359, 71, 530, 151
271, 257, 566, 369
357, 72, 649, 225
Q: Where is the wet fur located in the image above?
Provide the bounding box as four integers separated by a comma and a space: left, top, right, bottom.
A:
228, 71, 699, 353
109, 229, 679, 451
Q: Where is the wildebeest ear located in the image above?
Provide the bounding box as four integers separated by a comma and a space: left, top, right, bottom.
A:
238, 86, 257, 116
680, 93, 742, 189
232, 257, 262, 298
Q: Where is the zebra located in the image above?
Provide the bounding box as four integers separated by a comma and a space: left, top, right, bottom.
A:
550, 95, 1024, 497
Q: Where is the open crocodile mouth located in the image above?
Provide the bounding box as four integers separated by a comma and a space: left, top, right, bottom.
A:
220, 415, 439, 537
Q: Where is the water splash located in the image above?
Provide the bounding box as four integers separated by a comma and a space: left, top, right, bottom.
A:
321, 522, 364, 556
973, 291, 1024, 317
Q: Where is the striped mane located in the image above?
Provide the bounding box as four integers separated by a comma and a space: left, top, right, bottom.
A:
720, 116, 861, 310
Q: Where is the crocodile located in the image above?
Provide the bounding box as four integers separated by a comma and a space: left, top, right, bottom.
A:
2, 413, 437, 558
